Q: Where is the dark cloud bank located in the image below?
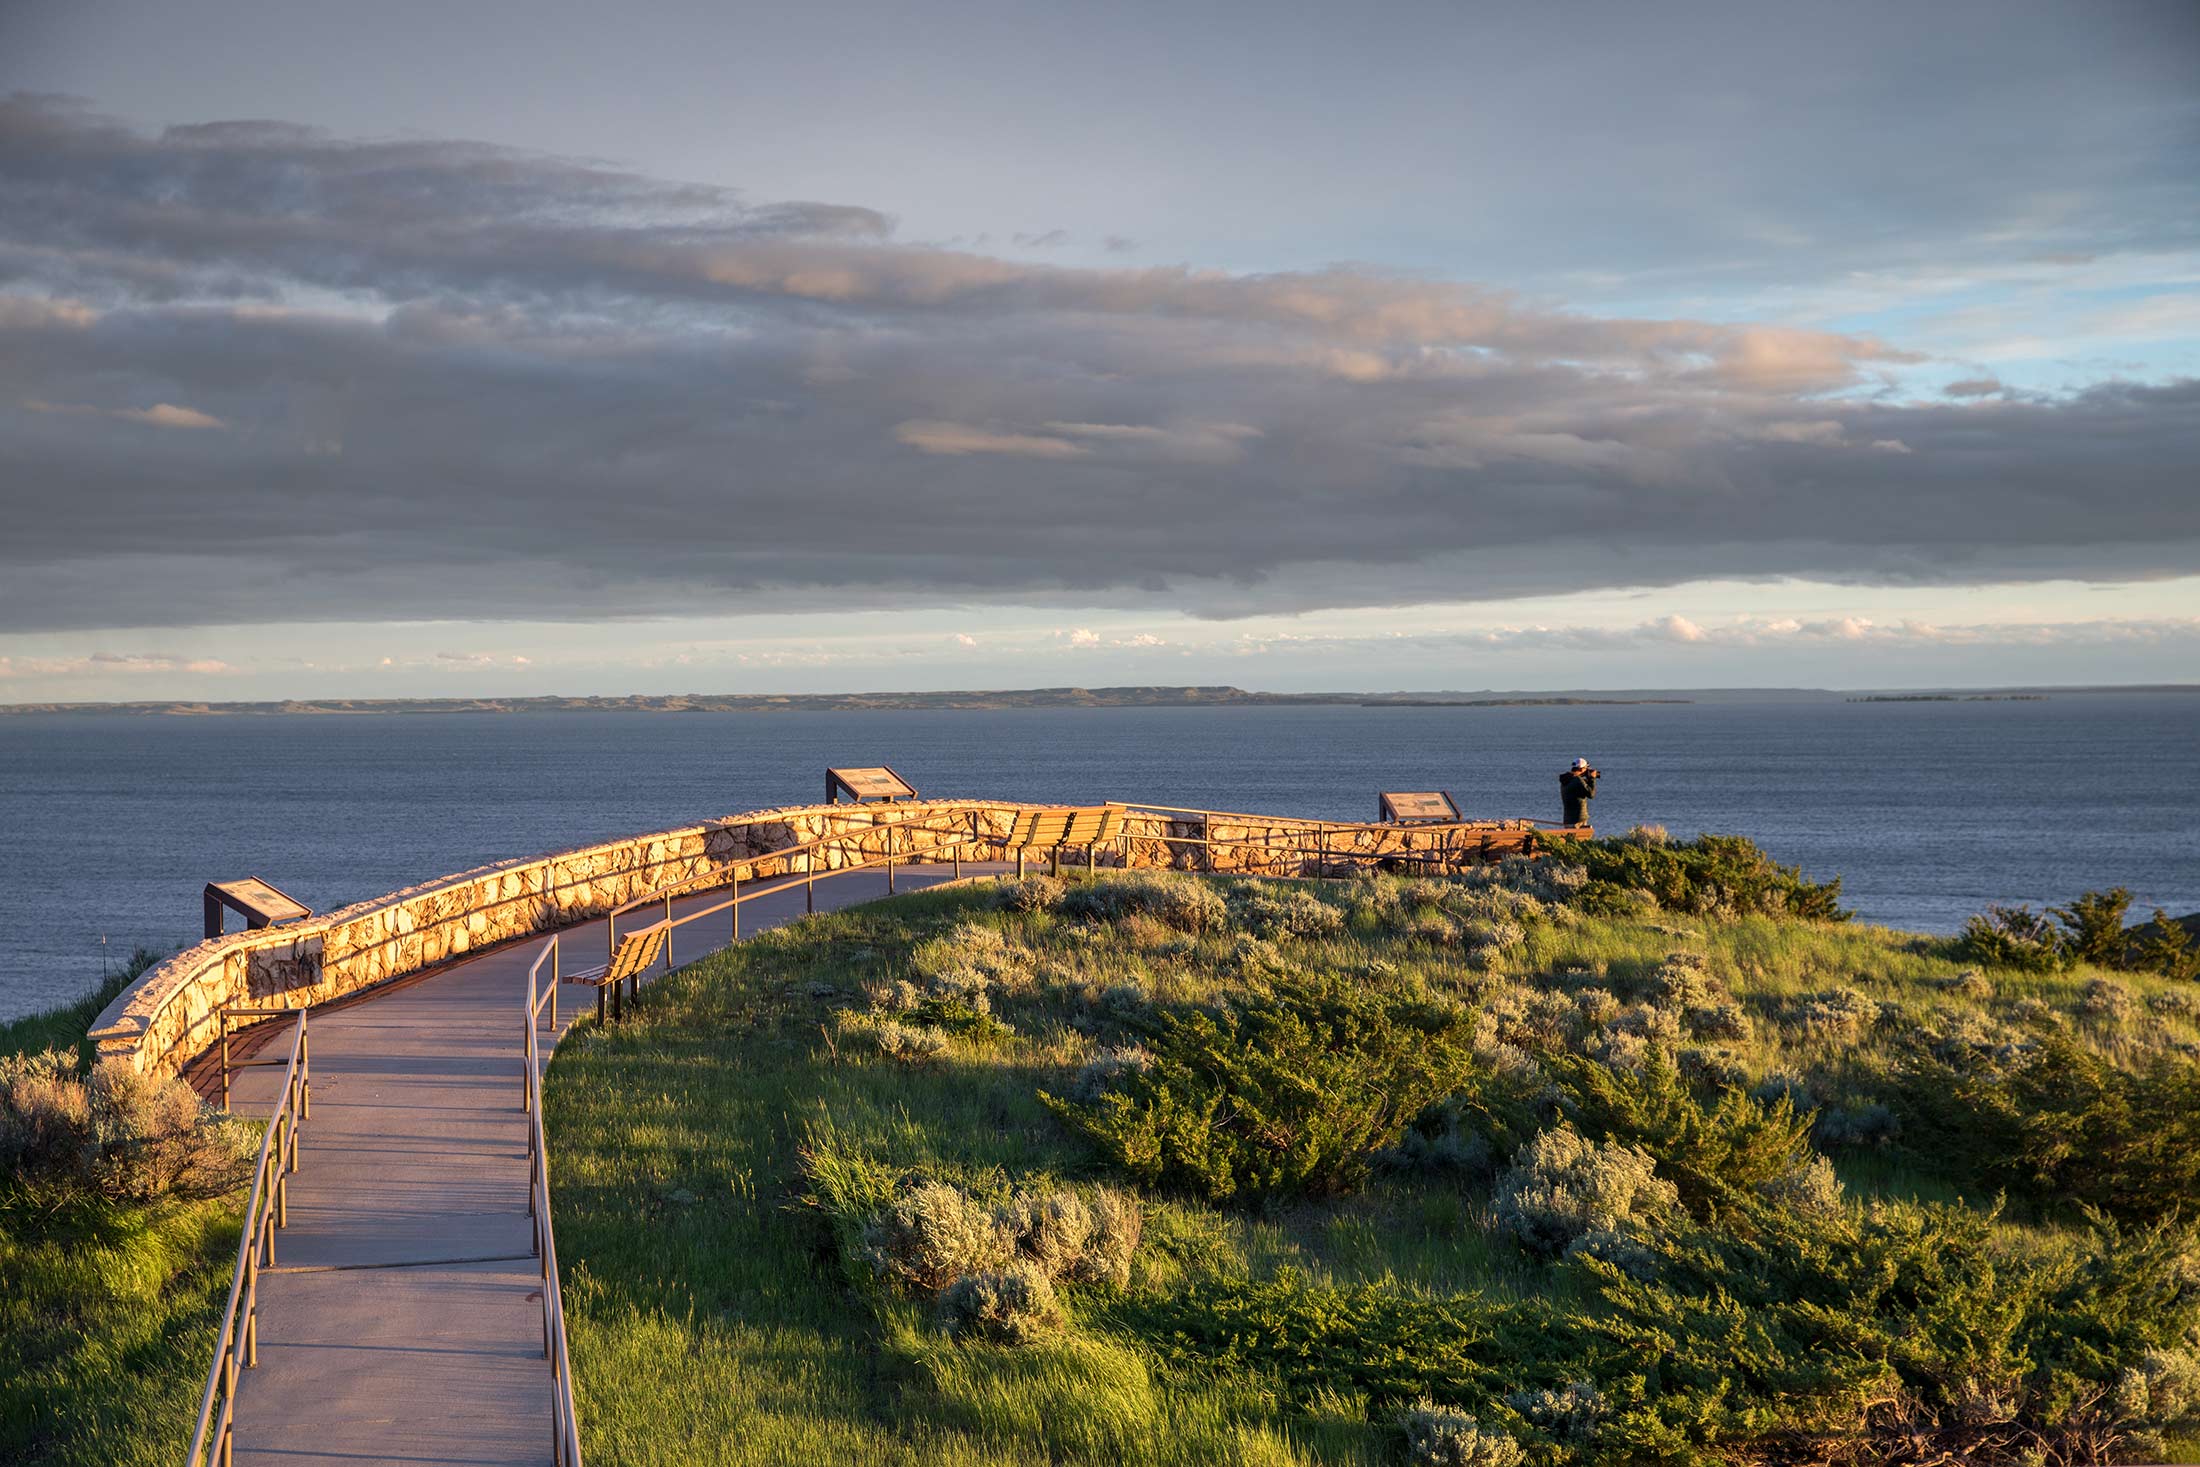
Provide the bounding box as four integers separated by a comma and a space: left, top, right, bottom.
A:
1, 94, 2196, 633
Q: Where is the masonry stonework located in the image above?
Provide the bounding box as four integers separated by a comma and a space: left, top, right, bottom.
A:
90, 800, 1549, 1078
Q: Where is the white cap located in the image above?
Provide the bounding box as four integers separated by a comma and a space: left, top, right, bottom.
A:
1572, 757, 1589, 770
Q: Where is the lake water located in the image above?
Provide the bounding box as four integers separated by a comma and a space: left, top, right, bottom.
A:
2, 693, 2196, 1021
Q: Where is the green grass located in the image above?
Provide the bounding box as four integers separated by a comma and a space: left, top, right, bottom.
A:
1, 953, 242, 1467
546, 871, 2200, 1465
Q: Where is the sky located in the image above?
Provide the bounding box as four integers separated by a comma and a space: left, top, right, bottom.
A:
1, 0, 2196, 700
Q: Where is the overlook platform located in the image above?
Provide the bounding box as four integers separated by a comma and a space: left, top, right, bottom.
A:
217, 863, 1006, 1467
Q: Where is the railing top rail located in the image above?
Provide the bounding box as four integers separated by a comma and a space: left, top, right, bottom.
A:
523, 943, 583, 1465
186, 1011, 306, 1467
608, 822, 983, 920
1116, 802, 1575, 832
621, 829, 982, 942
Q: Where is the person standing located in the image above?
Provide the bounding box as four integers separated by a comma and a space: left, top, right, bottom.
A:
1559, 757, 1599, 827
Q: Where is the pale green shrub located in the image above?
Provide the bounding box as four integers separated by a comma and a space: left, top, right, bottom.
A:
861, 1181, 1017, 1293
1494, 1125, 1678, 1254
1758, 1151, 1844, 1216
1506, 1379, 1606, 1441
1463, 919, 1526, 957
1647, 951, 1717, 1007
2080, 977, 2136, 1024
1401, 1401, 1524, 1467
1685, 999, 1752, 1040
2116, 1348, 2200, 1455
1006, 1190, 1093, 1278
1060, 873, 1228, 934
1000, 874, 1065, 913
2148, 989, 2200, 1021
1941, 968, 1995, 1001
1789, 987, 1880, 1040
1813, 1100, 1901, 1149
1229, 885, 1344, 940
1071, 1045, 1153, 1102
835, 1012, 952, 1062
1066, 1186, 1143, 1288
1, 1050, 252, 1202
937, 1261, 1065, 1344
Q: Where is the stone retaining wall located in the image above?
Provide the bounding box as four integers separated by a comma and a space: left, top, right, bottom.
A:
90, 799, 1556, 1078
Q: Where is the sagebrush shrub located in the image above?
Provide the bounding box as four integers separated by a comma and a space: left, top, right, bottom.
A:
1007, 1189, 1092, 1278
999, 874, 1065, 913
1059, 872, 1229, 934
1400, 1401, 1524, 1467
1684, 1000, 1751, 1041
834, 1011, 952, 1062
937, 1261, 1065, 1344
1043, 978, 1479, 1200
1941, 968, 1995, 1001
1493, 1124, 1677, 1254
2080, 977, 2135, 1024
1228, 885, 1344, 940
0, 1050, 251, 1202
1065, 1186, 1143, 1288
861, 1181, 1017, 1293
1505, 1379, 1605, 1441
1788, 987, 1879, 1041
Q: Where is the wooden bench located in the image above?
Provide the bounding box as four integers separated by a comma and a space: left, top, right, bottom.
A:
566, 927, 666, 1022
1002, 805, 1126, 877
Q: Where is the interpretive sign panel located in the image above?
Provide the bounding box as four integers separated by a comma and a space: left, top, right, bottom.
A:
1378, 790, 1460, 824
826, 766, 918, 803
203, 877, 313, 938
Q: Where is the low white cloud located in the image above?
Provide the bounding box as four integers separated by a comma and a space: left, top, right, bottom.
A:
0, 652, 234, 678
894, 420, 1086, 459
115, 403, 226, 430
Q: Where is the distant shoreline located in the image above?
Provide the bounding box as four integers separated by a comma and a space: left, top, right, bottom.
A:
0, 686, 1696, 717
0, 683, 2191, 718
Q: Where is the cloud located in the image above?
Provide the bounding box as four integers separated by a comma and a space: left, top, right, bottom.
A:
0, 96, 2194, 635
952, 632, 978, 647
894, 420, 1086, 458
114, 403, 225, 430
0, 652, 233, 678
24, 397, 225, 429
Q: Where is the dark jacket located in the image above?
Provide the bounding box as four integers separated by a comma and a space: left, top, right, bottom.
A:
1559, 769, 1597, 826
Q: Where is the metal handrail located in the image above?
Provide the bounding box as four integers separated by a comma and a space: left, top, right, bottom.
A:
524, 935, 583, 1467
606, 817, 985, 970
185, 1009, 309, 1467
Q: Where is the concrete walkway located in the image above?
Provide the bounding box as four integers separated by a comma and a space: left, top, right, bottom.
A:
222, 862, 1005, 1467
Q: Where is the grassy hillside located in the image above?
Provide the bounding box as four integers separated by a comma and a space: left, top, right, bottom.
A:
545, 849, 2200, 1466
0, 958, 243, 1467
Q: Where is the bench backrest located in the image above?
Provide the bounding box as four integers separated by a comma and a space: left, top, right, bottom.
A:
1003, 805, 1124, 851
605, 927, 666, 984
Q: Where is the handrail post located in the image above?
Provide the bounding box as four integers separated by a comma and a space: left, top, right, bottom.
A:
219, 1010, 230, 1111
550, 940, 559, 1030
664, 894, 673, 972
732, 871, 741, 941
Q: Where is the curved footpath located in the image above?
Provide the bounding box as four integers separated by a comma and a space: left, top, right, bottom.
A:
219, 861, 1008, 1467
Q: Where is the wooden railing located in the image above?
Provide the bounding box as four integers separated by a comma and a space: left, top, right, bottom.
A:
524, 936, 583, 1467
185, 1009, 309, 1467
181, 793, 1578, 1465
